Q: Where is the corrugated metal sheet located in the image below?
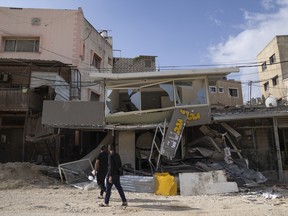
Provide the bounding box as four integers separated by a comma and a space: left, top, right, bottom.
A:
42, 101, 105, 128
120, 175, 155, 193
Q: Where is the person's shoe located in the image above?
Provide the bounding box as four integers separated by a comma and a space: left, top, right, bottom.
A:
98, 195, 104, 199
121, 202, 128, 207
99, 203, 109, 207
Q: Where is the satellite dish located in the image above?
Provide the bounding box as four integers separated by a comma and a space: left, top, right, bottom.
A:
265, 96, 277, 107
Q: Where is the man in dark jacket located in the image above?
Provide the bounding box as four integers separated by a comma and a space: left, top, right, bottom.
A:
93, 145, 108, 199
99, 144, 127, 207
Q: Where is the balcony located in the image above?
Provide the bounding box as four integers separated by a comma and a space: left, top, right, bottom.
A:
0, 89, 43, 112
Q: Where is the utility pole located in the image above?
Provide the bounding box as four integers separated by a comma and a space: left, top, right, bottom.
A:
249, 81, 252, 106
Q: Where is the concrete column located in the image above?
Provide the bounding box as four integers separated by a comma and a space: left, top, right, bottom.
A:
118, 130, 135, 169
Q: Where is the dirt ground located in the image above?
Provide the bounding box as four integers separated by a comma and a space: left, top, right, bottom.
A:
0, 162, 288, 216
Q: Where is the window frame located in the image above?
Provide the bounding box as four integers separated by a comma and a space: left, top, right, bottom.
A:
3, 37, 40, 52
264, 81, 269, 91
269, 54, 276, 65
228, 88, 239, 98
91, 53, 102, 69
272, 75, 279, 86
261, 61, 267, 71
209, 86, 217, 93
218, 87, 224, 93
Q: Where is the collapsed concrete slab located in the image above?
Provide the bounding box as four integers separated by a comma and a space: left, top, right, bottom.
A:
179, 170, 238, 196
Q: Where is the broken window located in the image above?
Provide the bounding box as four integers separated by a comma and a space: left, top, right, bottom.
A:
228, 88, 238, 97
175, 79, 207, 106
105, 78, 208, 115
141, 82, 173, 110
261, 61, 267, 71
209, 86, 217, 93
106, 88, 140, 114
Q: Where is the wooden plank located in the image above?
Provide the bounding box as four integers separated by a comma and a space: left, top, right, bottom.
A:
221, 122, 242, 142
225, 134, 243, 159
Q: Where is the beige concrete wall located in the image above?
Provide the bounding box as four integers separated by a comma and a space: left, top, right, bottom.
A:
118, 131, 136, 169
0, 7, 113, 101
209, 79, 243, 106
257, 36, 288, 101
0, 7, 78, 63
79, 21, 113, 101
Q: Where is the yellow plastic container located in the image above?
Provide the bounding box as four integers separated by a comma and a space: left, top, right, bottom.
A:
154, 172, 177, 196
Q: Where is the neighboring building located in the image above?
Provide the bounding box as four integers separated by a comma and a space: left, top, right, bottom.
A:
212, 107, 288, 182
0, 7, 112, 163
208, 79, 243, 108
0, 7, 113, 101
113, 55, 157, 73
0, 59, 77, 163
113, 55, 243, 108
257, 35, 288, 103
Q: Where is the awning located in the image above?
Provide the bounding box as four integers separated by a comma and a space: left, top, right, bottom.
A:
89, 67, 240, 86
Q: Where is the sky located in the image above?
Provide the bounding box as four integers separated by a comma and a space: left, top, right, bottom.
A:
1, 0, 288, 102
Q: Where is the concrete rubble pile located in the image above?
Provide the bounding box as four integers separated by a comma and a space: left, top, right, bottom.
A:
160, 124, 267, 188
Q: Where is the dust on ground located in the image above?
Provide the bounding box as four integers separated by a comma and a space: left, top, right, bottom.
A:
0, 162, 288, 216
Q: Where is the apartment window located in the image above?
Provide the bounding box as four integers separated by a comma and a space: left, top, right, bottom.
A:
269, 54, 276, 65
4, 38, 39, 52
272, 75, 279, 86
228, 88, 238, 97
91, 53, 102, 69
218, 87, 224, 93
261, 61, 267, 71
264, 82, 269, 91
209, 86, 217, 93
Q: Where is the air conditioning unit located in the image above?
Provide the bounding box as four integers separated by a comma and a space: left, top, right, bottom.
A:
0, 73, 9, 82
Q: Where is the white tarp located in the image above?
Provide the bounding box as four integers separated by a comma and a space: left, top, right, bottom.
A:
30, 72, 70, 101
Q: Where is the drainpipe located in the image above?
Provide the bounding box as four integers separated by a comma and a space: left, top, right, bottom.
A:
272, 117, 283, 181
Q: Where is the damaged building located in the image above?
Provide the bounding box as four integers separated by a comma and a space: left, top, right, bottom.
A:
42, 67, 288, 185
2, 6, 288, 190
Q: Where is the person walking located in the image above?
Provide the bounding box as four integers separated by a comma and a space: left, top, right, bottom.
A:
92, 145, 108, 199
99, 144, 127, 207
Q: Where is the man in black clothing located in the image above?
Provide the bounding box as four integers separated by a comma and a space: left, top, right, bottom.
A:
99, 144, 127, 207
93, 145, 108, 199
